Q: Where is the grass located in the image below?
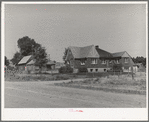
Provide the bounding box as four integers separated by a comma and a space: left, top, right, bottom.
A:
54, 74, 146, 95
5, 70, 146, 95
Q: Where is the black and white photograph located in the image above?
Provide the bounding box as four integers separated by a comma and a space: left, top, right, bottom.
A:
1, 1, 148, 121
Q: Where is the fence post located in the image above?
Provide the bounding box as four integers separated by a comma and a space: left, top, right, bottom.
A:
107, 71, 109, 78
131, 66, 134, 80
128, 68, 129, 76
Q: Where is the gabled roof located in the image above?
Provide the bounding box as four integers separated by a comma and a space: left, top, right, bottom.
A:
18, 55, 32, 65
68, 45, 99, 59
95, 47, 113, 58
68, 45, 114, 59
68, 46, 81, 58
27, 60, 35, 65
112, 51, 131, 58
112, 51, 125, 57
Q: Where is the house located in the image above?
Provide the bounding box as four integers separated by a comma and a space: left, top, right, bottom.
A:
17, 55, 32, 72
65, 45, 135, 73
46, 60, 56, 70
55, 62, 65, 69
17, 54, 65, 73
46, 61, 65, 73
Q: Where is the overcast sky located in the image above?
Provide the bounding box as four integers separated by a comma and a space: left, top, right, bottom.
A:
4, 3, 146, 62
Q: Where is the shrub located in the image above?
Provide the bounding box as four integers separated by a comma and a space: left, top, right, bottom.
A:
78, 67, 88, 73
59, 65, 73, 73
112, 64, 123, 72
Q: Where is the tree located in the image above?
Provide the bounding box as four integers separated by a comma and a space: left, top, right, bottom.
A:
11, 52, 22, 65
33, 45, 48, 73
11, 36, 48, 73
63, 48, 69, 64
132, 56, 146, 67
17, 36, 37, 56
5, 56, 9, 66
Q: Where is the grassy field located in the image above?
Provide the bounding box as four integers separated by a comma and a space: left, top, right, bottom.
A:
5, 70, 146, 94
54, 72, 146, 95
5, 70, 145, 81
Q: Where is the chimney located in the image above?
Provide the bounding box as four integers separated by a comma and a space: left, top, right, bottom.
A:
95, 45, 99, 48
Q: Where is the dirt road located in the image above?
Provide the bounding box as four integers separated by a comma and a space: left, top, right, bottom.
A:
5, 81, 146, 108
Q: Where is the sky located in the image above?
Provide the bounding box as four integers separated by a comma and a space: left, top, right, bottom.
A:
4, 3, 147, 62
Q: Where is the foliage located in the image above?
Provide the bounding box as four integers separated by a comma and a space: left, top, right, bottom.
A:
5, 56, 9, 66
132, 56, 146, 67
11, 36, 48, 72
33, 46, 48, 73
11, 52, 23, 65
112, 64, 123, 71
17, 36, 37, 56
63, 48, 69, 64
59, 65, 73, 73
78, 67, 88, 73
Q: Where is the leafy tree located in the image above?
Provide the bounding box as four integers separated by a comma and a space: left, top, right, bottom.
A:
33, 45, 48, 73
132, 56, 146, 67
5, 56, 9, 66
11, 52, 22, 65
63, 48, 69, 64
11, 36, 48, 71
17, 36, 37, 56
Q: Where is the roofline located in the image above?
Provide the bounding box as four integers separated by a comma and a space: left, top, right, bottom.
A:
69, 45, 94, 48
112, 51, 125, 55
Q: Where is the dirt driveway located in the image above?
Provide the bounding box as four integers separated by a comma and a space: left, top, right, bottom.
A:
5, 80, 146, 108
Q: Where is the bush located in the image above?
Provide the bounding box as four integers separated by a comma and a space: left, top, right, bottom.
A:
78, 67, 88, 73
59, 65, 73, 73
112, 64, 123, 72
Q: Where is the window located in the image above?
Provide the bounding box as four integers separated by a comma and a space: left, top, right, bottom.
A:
91, 59, 98, 64
80, 60, 85, 65
96, 69, 98, 72
90, 69, 93, 72
102, 60, 106, 64
124, 58, 128, 63
115, 59, 120, 64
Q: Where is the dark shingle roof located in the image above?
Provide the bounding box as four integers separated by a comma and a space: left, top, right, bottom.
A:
68, 45, 99, 58
68, 45, 113, 59
112, 51, 125, 57
95, 47, 113, 58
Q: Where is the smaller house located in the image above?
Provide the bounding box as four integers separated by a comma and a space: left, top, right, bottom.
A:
17, 55, 32, 72
46, 60, 56, 70
46, 61, 65, 73
55, 62, 65, 69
